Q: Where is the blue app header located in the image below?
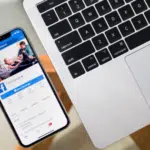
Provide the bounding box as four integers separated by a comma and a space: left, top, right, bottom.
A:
0, 29, 25, 51
1, 75, 44, 100
0, 83, 7, 94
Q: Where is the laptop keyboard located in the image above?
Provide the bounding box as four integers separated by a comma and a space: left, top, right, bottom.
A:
37, 0, 150, 79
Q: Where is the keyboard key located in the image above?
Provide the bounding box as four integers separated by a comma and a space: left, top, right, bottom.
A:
145, 10, 150, 23
69, 0, 85, 13
146, 0, 150, 7
92, 18, 108, 34
109, 0, 125, 9
95, 0, 112, 16
84, 0, 98, 6
79, 24, 95, 40
132, 14, 148, 30
119, 5, 134, 21
92, 34, 108, 50
55, 3, 72, 19
105, 11, 121, 27
119, 21, 135, 37
125, 0, 133, 3
49, 20, 72, 39
62, 41, 95, 65
37, 1, 49, 13
69, 13, 85, 29
131, 0, 147, 14
82, 6, 98, 22
37, 0, 67, 13
55, 31, 82, 52
42, 10, 58, 26
95, 49, 112, 65
82, 55, 98, 71
69, 62, 85, 78
109, 40, 128, 58
105, 27, 122, 43
125, 26, 150, 50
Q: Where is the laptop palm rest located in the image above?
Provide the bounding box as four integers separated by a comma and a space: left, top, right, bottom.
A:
126, 44, 150, 106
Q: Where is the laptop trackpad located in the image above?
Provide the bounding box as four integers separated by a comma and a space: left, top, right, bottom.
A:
126, 45, 150, 106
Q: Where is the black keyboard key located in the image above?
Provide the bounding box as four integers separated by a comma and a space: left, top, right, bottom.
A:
109, 0, 125, 9
69, 0, 85, 13
125, 0, 133, 3
92, 34, 108, 50
95, 49, 112, 65
69, 62, 85, 78
69, 13, 85, 29
105, 11, 121, 27
62, 41, 95, 65
105, 27, 122, 43
119, 5, 134, 21
82, 6, 98, 22
37, 0, 67, 13
92, 18, 108, 34
131, 0, 147, 14
145, 10, 150, 23
109, 40, 128, 58
146, 0, 150, 7
37, 1, 50, 13
49, 20, 72, 39
42, 10, 58, 26
82, 55, 98, 71
55, 3, 72, 19
79, 24, 95, 40
132, 14, 148, 30
84, 0, 98, 6
125, 26, 150, 50
119, 21, 135, 37
55, 31, 82, 52
95, 0, 112, 16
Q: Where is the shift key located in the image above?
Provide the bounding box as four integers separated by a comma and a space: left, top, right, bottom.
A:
62, 41, 95, 65
55, 31, 82, 52
125, 26, 150, 50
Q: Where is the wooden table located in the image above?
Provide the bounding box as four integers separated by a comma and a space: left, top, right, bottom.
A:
16, 55, 150, 150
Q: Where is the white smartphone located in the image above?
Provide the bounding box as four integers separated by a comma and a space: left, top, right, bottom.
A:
0, 28, 69, 147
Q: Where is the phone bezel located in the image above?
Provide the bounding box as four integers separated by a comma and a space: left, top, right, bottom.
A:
0, 28, 70, 147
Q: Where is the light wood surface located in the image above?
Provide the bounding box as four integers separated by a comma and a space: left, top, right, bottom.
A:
131, 125, 150, 150
15, 55, 150, 150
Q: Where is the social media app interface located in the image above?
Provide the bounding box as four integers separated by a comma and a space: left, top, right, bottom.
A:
0, 29, 67, 146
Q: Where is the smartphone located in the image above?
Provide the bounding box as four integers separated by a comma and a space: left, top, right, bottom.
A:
0, 28, 69, 147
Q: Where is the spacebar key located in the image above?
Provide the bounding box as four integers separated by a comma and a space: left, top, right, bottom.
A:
62, 41, 95, 65
125, 26, 150, 50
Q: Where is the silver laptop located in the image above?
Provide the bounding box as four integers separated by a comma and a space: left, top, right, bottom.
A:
23, 0, 150, 148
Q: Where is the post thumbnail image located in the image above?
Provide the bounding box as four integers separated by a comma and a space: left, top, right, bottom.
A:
0, 40, 37, 81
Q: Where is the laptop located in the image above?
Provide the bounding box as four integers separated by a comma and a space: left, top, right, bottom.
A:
23, 0, 150, 148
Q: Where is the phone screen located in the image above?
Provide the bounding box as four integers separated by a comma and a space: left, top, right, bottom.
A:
0, 29, 69, 146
